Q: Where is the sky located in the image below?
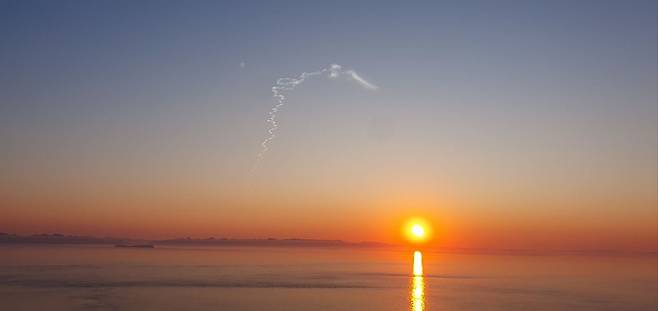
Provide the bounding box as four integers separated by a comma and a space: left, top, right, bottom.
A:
1, 0, 656, 251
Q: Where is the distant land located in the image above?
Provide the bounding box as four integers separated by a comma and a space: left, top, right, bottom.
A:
1, 232, 655, 256
0, 232, 389, 248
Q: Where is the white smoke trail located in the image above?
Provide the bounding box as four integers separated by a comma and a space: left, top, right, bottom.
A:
345, 70, 378, 90
252, 64, 377, 171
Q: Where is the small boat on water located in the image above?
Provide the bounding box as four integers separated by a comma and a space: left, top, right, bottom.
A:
114, 244, 155, 248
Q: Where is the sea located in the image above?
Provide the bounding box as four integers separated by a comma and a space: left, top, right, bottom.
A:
1, 244, 656, 310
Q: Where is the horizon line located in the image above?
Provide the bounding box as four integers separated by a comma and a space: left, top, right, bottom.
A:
1, 232, 656, 256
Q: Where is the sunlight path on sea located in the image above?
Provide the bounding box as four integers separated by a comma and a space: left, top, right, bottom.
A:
410, 250, 425, 311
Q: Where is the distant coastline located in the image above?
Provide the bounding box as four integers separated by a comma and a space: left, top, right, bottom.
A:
0, 232, 389, 248
0, 232, 655, 256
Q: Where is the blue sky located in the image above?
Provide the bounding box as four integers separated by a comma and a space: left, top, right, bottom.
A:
0, 1, 656, 246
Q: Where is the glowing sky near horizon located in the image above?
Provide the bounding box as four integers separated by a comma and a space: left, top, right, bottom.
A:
0, 1, 656, 251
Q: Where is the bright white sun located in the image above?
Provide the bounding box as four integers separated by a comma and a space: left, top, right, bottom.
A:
403, 218, 432, 243
411, 224, 425, 238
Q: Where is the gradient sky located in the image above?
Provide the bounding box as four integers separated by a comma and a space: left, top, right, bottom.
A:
1, 0, 656, 251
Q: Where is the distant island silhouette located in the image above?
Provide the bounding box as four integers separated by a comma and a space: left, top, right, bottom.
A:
1, 232, 655, 256
0, 232, 389, 248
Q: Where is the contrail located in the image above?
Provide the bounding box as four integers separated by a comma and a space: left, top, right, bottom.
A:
252, 64, 377, 171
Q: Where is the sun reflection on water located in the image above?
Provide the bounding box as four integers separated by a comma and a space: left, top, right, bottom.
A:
413, 251, 423, 276
410, 250, 425, 311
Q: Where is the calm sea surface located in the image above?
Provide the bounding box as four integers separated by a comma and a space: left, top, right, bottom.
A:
0, 244, 656, 310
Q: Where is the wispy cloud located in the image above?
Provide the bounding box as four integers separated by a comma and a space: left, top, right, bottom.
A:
252, 64, 377, 171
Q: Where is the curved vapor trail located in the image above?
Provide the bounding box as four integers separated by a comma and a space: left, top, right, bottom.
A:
252, 64, 377, 171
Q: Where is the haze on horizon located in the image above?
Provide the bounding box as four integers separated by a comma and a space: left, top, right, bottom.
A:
1, 1, 656, 252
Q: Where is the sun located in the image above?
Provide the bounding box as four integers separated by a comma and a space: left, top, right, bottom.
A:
403, 218, 432, 244
411, 224, 425, 238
